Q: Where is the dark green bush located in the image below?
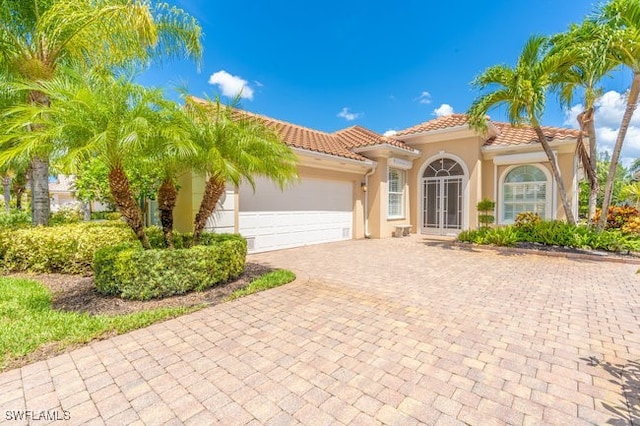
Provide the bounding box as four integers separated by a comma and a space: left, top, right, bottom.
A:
0, 221, 136, 274
93, 235, 247, 300
90, 211, 121, 221
0, 210, 31, 228
145, 226, 243, 249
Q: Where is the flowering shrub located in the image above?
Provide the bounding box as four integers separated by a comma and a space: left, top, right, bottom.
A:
593, 205, 639, 231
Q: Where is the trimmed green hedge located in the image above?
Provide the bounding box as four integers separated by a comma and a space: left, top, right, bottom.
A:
0, 221, 136, 274
457, 220, 640, 252
93, 235, 247, 300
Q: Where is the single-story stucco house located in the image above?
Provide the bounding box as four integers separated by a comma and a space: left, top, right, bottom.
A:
173, 110, 581, 253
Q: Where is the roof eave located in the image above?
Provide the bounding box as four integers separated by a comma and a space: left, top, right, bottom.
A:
352, 143, 421, 158
291, 147, 375, 171
396, 125, 472, 141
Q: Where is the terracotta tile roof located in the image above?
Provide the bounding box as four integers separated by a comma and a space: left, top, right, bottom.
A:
333, 126, 417, 153
486, 122, 580, 147
395, 114, 470, 136
188, 97, 415, 161
395, 114, 580, 147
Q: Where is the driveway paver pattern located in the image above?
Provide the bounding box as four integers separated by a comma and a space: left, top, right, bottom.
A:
1, 235, 639, 425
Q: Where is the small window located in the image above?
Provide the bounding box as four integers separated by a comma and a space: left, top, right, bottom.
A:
388, 168, 405, 218
503, 165, 548, 222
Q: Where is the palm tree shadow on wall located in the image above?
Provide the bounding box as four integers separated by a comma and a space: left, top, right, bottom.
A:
581, 356, 640, 425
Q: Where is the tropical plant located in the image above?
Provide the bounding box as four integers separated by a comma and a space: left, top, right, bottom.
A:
477, 198, 495, 228
596, 0, 640, 230
7, 72, 180, 249
72, 158, 116, 211
148, 101, 197, 249
467, 35, 576, 225
182, 97, 299, 245
0, 0, 202, 226
621, 182, 640, 208
550, 20, 617, 222
578, 152, 630, 216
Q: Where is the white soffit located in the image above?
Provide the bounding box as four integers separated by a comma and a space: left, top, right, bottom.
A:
388, 157, 413, 170
492, 151, 554, 166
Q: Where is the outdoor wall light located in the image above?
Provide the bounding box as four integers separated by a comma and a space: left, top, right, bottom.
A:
361, 182, 367, 192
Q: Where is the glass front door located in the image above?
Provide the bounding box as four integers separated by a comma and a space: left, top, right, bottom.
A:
421, 158, 464, 235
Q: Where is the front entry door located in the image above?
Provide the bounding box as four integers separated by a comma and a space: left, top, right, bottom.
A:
421, 158, 464, 235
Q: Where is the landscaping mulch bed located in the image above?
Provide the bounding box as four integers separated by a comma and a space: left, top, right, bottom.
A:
8, 262, 273, 316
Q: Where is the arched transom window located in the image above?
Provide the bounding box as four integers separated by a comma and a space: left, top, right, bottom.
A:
423, 158, 464, 178
503, 165, 548, 222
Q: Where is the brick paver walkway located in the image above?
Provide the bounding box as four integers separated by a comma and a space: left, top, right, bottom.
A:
1, 235, 639, 425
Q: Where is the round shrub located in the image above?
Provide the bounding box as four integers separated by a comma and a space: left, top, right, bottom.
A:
0, 221, 136, 274
93, 235, 247, 300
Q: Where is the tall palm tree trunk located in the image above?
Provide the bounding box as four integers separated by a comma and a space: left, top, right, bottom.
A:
586, 110, 599, 223
598, 72, 640, 230
157, 179, 178, 249
27, 90, 51, 226
533, 126, 576, 225
192, 175, 225, 245
2, 176, 10, 212
108, 166, 150, 249
12, 174, 26, 210
30, 156, 50, 225
577, 109, 599, 223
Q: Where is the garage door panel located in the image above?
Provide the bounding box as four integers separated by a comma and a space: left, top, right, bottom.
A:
239, 177, 353, 252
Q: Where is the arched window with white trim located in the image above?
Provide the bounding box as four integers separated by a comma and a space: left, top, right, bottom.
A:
502, 165, 549, 222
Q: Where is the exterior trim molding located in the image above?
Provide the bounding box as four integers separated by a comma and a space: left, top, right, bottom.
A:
497, 163, 553, 224
416, 152, 470, 233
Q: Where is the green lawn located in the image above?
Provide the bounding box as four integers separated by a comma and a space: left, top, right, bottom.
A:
0, 277, 199, 371
227, 269, 296, 300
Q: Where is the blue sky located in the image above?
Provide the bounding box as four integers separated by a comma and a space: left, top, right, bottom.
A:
140, 0, 639, 164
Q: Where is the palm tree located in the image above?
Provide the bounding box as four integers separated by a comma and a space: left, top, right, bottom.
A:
596, 0, 640, 230
550, 20, 617, 223
8, 72, 176, 248
183, 98, 299, 245
0, 0, 201, 225
468, 35, 577, 225
150, 102, 198, 248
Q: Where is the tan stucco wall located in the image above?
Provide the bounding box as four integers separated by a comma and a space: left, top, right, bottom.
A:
174, 172, 196, 233
556, 151, 577, 221
366, 157, 385, 238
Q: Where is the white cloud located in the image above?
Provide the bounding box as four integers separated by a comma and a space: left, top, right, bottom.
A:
434, 104, 454, 117
253, 80, 264, 88
417, 91, 432, 104
564, 90, 640, 163
208, 70, 254, 100
383, 130, 397, 137
337, 107, 362, 121
563, 104, 583, 128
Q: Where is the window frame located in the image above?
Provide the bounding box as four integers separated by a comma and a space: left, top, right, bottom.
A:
388, 167, 406, 219
500, 164, 551, 224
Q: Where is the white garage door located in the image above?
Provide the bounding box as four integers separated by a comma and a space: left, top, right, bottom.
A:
239, 177, 353, 253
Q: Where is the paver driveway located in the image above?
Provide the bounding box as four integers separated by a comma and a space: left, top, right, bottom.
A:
1, 236, 639, 425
